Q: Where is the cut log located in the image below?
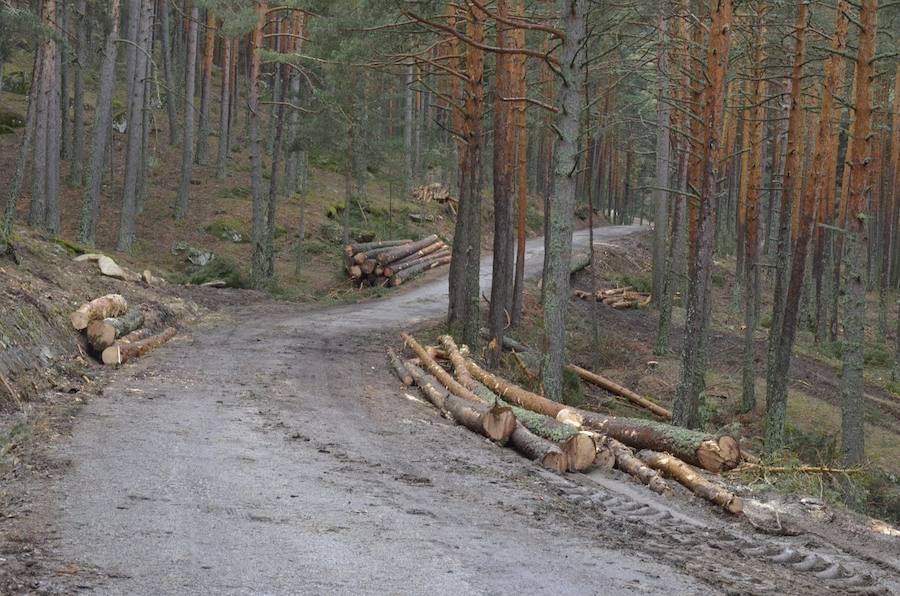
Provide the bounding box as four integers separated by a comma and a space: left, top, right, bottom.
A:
383, 248, 450, 277
569, 252, 591, 274
390, 242, 447, 269
97, 255, 128, 280
438, 335, 477, 390
638, 450, 743, 514
375, 234, 439, 265
86, 311, 145, 352
119, 329, 150, 343
70, 294, 128, 330
344, 238, 412, 257
360, 258, 377, 275
508, 423, 568, 473
607, 438, 672, 495
566, 364, 672, 420
464, 358, 739, 473
405, 362, 516, 443
389, 256, 451, 286
387, 346, 413, 386
383, 241, 445, 269
348, 265, 362, 279
401, 333, 482, 404
101, 327, 176, 365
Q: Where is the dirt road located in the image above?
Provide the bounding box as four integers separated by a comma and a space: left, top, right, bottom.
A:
15, 225, 898, 594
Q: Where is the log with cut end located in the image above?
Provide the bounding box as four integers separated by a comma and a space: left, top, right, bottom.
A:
102, 327, 176, 365
86, 310, 145, 352
71, 294, 128, 330
638, 450, 743, 513
387, 346, 413, 386
389, 256, 451, 286
375, 234, 439, 265
405, 363, 516, 443
383, 248, 450, 277
344, 238, 411, 257
605, 437, 671, 495
348, 265, 362, 279
360, 258, 377, 275
464, 357, 739, 473
566, 364, 672, 420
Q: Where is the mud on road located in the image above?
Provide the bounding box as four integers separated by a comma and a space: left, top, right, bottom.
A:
2, 225, 898, 595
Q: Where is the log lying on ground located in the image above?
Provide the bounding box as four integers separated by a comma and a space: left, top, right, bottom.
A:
638, 450, 743, 514
438, 336, 598, 472
344, 239, 411, 257
119, 328, 150, 344
102, 327, 176, 365
566, 364, 672, 420
575, 287, 651, 309
387, 346, 413, 386
383, 248, 450, 277
405, 363, 516, 443
390, 256, 451, 286
569, 252, 592, 274
375, 234, 439, 264
71, 294, 128, 330
86, 311, 145, 352
604, 437, 671, 495
383, 240, 445, 268
464, 358, 740, 473
488, 332, 669, 421
402, 333, 484, 403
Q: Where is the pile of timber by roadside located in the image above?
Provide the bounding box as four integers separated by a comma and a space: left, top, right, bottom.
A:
574, 286, 651, 309
344, 235, 451, 288
71, 294, 177, 366
389, 332, 746, 514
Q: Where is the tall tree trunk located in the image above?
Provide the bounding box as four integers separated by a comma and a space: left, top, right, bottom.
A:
487, 0, 515, 368
160, 0, 178, 145
1, 50, 41, 248
79, 0, 121, 246
404, 64, 415, 188
174, 6, 199, 219
266, 63, 286, 280
68, 0, 88, 188
116, 0, 152, 251
839, 0, 877, 467
249, 1, 268, 288
44, 0, 63, 234
740, 10, 767, 413
765, 3, 843, 453
29, 0, 53, 230
672, 0, 733, 428
447, 5, 485, 349
511, 2, 528, 325
216, 37, 232, 179
58, 2, 69, 163
540, 0, 587, 403
195, 10, 215, 165
651, 10, 671, 306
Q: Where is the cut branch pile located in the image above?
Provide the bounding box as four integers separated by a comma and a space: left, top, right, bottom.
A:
574, 287, 651, 309
391, 333, 743, 514
412, 183, 459, 215
70, 294, 176, 366
344, 235, 451, 288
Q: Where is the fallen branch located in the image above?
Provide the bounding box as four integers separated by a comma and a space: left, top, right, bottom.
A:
566, 364, 671, 420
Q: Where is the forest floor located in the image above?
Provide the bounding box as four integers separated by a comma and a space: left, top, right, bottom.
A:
2, 225, 899, 595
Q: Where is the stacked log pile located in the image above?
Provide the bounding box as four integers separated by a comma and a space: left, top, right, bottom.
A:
574, 286, 651, 309
70, 294, 176, 366
344, 235, 451, 288
390, 332, 745, 514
